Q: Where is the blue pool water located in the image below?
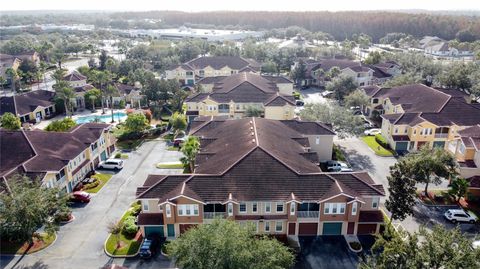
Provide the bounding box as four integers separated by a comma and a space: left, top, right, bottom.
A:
75, 112, 127, 124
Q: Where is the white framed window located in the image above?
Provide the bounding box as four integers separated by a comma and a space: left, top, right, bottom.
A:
264, 221, 270, 232
239, 203, 247, 213
276, 203, 284, 213
265, 202, 271, 213
351, 202, 357, 216
324, 203, 347, 215
275, 221, 283, 232
290, 203, 295, 216
166, 204, 171, 218
228, 203, 233, 216
394, 128, 398, 134
252, 202, 258, 213
178, 204, 199, 216
372, 197, 379, 209
315, 136, 320, 144
143, 201, 149, 212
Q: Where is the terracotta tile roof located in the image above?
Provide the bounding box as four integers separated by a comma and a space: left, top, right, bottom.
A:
0, 90, 55, 116
280, 120, 335, 135
137, 212, 164, 225
382, 84, 451, 113
0, 130, 35, 178
63, 71, 86, 82
459, 125, 480, 150
358, 210, 384, 223
421, 98, 480, 126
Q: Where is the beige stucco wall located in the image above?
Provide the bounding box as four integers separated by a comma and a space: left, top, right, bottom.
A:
264, 105, 294, 120
306, 135, 334, 162
277, 83, 294, 96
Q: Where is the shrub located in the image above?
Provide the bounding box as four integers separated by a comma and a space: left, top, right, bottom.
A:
349, 241, 362, 250
122, 216, 138, 236
118, 100, 126, 109
83, 179, 100, 190
115, 153, 122, 158
375, 134, 390, 149
131, 203, 142, 216
292, 91, 301, 100
45, 118, 77, 132
144, 110, 152, 123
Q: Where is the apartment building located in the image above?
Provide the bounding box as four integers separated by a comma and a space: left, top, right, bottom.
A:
165, 56, 261, 86
0, 90, 56, 123
185, 72, 295, 121
447, 125, 480, 179
0, 123, 115, 193
136, 117, 385, 239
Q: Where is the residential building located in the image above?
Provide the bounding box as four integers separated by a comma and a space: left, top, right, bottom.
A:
0, 123, 116, 193
447, 125, 480, 179
14, 51, 40, 66
165, 56, 261, 86
136, 117, 385, 239
424, 42, 473, 58
64, 71, 95, 110
364, 84, 480, 158
112, 83, 144, 108
185, 72, 296, 121
467, 176, 480, 198
0, 54, 21, 84
0, 90, 56, 123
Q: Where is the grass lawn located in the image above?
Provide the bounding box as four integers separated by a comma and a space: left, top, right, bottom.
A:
361, 136, 395, 157
84, 173, 113, 193
167, 146, 180, 151
156, 162, 184, 169
0, 233, 56, 255
105, 202, 142, 256
116, 139, 144, 151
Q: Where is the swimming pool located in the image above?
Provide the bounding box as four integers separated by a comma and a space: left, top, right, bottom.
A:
75, 112, 127, 124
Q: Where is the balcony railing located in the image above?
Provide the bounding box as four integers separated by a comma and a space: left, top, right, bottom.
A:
434, 133, 448, 139
297, 211, 319, 218
203, 212, 227, 219
218, 109, 230, 114
56, 176, 67, 187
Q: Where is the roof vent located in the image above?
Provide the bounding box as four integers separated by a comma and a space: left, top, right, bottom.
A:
251, 132, 255, 136
249, 120, 253, 124
250, 126, 254, 130
252, 139, 256, 143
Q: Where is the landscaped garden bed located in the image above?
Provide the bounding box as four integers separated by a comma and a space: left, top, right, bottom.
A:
416, 190, 457, 206
0, 233, 56, 255
156, 162, 184, 169
104, 202, 143, 257
361, 136, 395, 157
84, 173, 113, 194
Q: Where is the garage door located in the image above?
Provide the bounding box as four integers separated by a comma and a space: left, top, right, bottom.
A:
395, 142, 408, 151
322, 223, 342, 235
144, 226, 164, 238
179, 224, 196, 234
357, 224, 377, 235
298, 223, 318, 235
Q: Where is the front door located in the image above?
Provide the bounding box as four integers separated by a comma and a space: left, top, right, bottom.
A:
100, 151, 107, 161
347, 222, 355, 235
167, 224, 175, 237
35, 111, 42, 122
288, 223, 296, 235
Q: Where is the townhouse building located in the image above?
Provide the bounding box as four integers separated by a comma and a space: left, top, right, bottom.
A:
64, 71, 95, 110
185, 72, 296, 121
136, 117, 385, 240
165, 56, 261, 86
447, 125, 480, 179
0, 90, 56, 123
0, 123, 115, 193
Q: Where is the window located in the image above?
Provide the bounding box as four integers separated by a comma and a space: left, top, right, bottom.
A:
239, 203, 247, 213
315, 136, 320, 144
252, 202, 258, 213
276, 203, 284, 213
264, 221, 270, 232
394, 128, 398, 134
352, 202, 357, 215
372, 197, 379, 209
178, 204, 199, 216
404, 128, 408, 134
143, 202, 149, 211
275, 221, 283, 232
324, 203, 347, 215
290, 203, 296, 215
199, 70, 205, 76
372, 98, 379, 104
166, 204, 171, 218
459, 143, 466, 154
228, 203, 233, 216
265, 202, 271, 213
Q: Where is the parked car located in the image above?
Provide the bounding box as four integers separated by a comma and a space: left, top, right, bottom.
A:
444, 209, 477, 224
173, 136, 187, 147
321, 90, 333, 97
326, 161, 353, 172
71, 191, 91, 203
139, 238, 159, 259
98, 159, 124, 170
364, 128, 382, 136
473, 240, 480, 249
295, 100, 305, 106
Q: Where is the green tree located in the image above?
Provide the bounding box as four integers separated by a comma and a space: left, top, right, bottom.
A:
45, 118, 77, 132
448, 177, 469, 202
90, 70, 112, 114
180, 136, 200, 172
125, 113, 148, 133
405, 147, 458, 195
84, 88, 102, 111
98, 49, 108, 70
326, 75, 358, 101
360, 225, 480, 269
291, 61, 306, 87
383, 72, 423, 87
0, 175, 71, 243
5, 68, 19, 92
363, 51, 382, 65
325, 66, 342, 80
261, 61, 279, 74
245, 105, 264, 117
107, 221, 123, 250
105, 84, 119, 123
0, 112, 21, 130
169, 112, 187, 133
385, 159, 417, 221
344, 90, 370, 108
52, 68, 67, 83
166, 219, 294, 269
54, 80, 75, 117
300, 102, 364, 138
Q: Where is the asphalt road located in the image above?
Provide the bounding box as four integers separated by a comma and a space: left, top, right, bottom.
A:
1, 139, 182, 269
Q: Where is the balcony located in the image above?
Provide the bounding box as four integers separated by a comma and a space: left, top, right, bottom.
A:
218, 109, 230, 114
55, 176, 67, 187
203, 212, 227, 219
434, 133, 448, 139
297, 211, 319, 218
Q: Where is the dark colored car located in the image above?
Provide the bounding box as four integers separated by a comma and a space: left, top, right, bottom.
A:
70, 191, 91, 203
139, 238, 159, 259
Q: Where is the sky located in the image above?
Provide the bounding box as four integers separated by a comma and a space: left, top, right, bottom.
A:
2, 0, 479, 12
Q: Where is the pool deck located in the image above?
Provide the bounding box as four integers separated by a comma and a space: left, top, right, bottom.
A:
33, 109, 126, 130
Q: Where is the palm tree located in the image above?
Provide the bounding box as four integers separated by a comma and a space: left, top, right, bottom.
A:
52, 68, 67, 83
39, 62, 49, 91
180, 136, 200, 173
5, 68, 18, 92
448, 177, 469, 202
104, 84, 119, 123
89, 95, 97, 112
54, 81, 75, 117
91, 70, 111, 114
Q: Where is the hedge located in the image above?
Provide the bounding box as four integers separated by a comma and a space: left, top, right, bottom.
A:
375, 134, 390, 149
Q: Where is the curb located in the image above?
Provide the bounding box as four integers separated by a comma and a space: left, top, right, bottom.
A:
60, 214, 76, 225
0, 232, 58, 257
104, 233, 141, 258
415, 197, 460, 207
